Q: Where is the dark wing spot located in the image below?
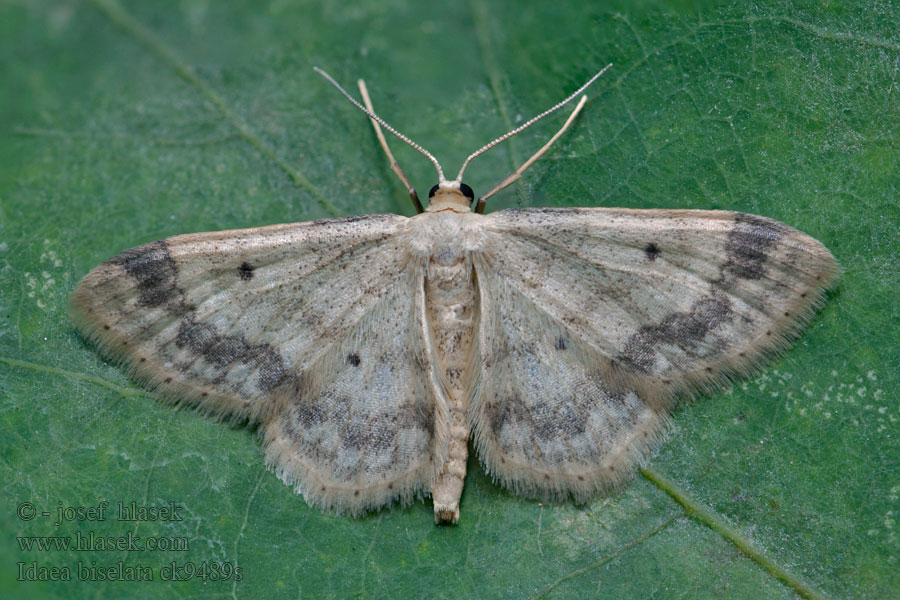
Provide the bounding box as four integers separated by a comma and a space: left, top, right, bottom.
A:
114, 241, 181, 308
341, 422, 396, 452
720, 214, 783, 281
294, 399, 329, 428
617, 293, 733, 372
238, 262, 255, 281
555, 336, 567, 351
644, 243, 660, 261
489, 394, 586, 443
175, 317, 290, 393
347, 353, 361, 367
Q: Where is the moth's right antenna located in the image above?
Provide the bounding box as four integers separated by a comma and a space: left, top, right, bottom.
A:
314, 67, 447, 192
475, 95, 588, 214
467, 64, 612, 214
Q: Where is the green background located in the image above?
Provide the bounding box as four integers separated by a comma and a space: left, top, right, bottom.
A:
2, 0, 898, 598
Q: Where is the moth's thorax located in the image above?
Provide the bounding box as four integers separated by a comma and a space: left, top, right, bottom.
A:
408, 209, 484, 262
425, 257, 475, 381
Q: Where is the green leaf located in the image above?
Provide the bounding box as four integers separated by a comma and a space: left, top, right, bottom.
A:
2, 0, 897, 598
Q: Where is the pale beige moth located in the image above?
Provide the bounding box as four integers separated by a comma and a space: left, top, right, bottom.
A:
71, 65, 839, 524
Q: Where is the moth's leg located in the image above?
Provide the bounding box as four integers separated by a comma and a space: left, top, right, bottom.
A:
475, 95, 588, 214
358, 79, 424, 214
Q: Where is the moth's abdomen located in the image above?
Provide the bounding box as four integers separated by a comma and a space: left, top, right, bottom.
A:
426, 261, 476, 386
425, 255, 477, 523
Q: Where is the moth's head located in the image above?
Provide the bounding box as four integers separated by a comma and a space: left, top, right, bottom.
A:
425, 180, 474, 213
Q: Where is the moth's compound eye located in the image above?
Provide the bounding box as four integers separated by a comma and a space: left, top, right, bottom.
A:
428, 184, 441, 198
460, 183, 475, 203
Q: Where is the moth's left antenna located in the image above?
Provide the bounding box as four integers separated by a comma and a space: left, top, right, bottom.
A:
315, 67, 445, 211
357, 79, 424, 213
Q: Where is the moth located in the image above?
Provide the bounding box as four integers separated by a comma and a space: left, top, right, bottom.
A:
71, 65, 839, 524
